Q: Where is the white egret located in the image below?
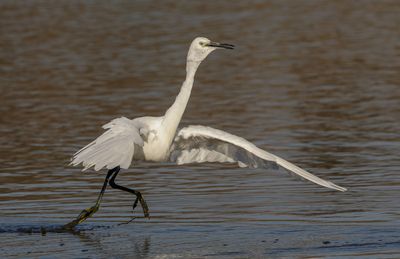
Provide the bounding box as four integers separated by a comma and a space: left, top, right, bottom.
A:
64, 37, 346, 229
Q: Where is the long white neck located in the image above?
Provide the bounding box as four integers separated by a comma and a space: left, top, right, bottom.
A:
161, 60, 200, 146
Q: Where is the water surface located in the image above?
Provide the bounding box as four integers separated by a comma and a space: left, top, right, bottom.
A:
1, 0, 400, 258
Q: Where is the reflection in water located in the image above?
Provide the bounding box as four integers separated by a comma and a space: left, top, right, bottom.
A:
0, 223, 152, 258
1, 0, 400, 257
74, 228, 151, 259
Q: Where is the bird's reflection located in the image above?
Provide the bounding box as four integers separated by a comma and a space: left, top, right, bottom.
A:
72, 225, 151, 258
1, 223, 151, 258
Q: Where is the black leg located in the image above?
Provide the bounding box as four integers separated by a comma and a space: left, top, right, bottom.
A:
63, 167, 120, 229
109, 169, 150, 218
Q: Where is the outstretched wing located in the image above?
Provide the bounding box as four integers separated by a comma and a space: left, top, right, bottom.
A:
70, 117, 147, 171
170, 125, 347, 192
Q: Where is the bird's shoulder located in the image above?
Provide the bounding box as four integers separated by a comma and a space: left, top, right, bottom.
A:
131, 116, 163, 141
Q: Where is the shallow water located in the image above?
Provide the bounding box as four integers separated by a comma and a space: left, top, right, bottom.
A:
1, 0, 400, 258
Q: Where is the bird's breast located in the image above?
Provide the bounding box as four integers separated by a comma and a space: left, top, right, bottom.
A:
142, 138, 170, 162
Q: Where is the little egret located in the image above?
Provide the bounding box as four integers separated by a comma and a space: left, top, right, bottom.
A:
64, 37, 346, 229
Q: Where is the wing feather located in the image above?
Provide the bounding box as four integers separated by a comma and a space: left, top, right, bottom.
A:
170, 125, 347, 192
70, 117, 145, 171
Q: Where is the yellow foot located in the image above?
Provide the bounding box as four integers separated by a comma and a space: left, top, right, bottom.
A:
76, 205, 99, 223
138, 194, 150, 219
62, 205, 99, 230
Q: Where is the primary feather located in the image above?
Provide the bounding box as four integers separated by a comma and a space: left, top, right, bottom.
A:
170, 125, 347, 192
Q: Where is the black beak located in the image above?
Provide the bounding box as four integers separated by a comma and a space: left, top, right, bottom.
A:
206, 42, 235, 50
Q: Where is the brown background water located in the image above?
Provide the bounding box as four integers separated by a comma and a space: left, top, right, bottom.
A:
1, 0, 400, 258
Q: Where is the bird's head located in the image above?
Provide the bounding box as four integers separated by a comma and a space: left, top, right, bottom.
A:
187, 37, 234, 63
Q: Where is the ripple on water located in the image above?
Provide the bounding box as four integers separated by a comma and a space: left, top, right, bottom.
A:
1, 0, 400, 258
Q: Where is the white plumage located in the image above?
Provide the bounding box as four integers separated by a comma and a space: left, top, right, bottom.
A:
171, 125, 346, 192
71, 117, 145, 171
71, 37, 347, 192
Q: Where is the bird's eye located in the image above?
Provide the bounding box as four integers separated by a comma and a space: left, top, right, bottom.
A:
199, 41, 206, 47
